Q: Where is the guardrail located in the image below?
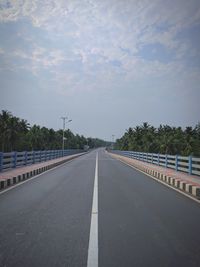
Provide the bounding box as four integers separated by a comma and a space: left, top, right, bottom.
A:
110, 150, 200, 176
0, 149, 83, 172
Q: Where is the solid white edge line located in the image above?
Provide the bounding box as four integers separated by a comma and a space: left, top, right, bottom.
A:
87, 152, 98, 267
0, 157, 79, 196
112, 155, 200, 205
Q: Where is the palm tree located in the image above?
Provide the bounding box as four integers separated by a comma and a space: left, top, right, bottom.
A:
7, 116, 20, 151
0, 110, 12, 152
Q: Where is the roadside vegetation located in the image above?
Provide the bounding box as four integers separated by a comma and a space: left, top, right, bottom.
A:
0, 110, 108, 152
115, 122, 200, 156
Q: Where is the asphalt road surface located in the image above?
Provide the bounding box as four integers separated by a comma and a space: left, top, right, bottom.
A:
0, 149, 200, 267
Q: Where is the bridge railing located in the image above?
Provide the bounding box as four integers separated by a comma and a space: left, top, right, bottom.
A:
0, 149, 83, 172
110, 150, 200, 176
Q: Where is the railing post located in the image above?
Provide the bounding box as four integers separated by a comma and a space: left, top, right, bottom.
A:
40, 151, 42, 162
188, 155, 192, 175
13, 151, 17, 169
165, 154, 168, 168
32, 151, 35, 164
24, 151, 27, 165
151, 154, 153, 164
157, 154, 160, 165
0, 152, 3, 172
175, 155, 178, 171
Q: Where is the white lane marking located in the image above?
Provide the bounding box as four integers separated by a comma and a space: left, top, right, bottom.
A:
87, 152, 98, 267
0, 158, 78, 196
114, 156, 200, 205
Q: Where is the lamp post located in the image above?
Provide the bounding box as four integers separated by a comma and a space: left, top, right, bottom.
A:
112, 134, 115, 149
61, 117, 72, 153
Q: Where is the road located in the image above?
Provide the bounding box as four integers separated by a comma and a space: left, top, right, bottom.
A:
0, 149, 200, 267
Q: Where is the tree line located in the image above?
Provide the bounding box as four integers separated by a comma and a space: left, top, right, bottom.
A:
115, 122, 200, 156
0, 110, 109, 152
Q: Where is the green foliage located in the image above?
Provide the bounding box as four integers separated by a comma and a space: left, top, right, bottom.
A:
115, 122, 200, 156
0, 110, 108, 152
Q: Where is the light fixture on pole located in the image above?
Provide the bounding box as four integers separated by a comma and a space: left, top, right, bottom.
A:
112, 134, 115, 149
61, 117, 72, 151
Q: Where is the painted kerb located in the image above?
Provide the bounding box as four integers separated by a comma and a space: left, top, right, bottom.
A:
109, 152, 200, 200
0, 149, 84, 172
0, 153, 85, 191
110, 150, 200, 176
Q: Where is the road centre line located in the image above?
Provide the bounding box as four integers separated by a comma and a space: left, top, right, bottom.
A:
87, 152, 98, 267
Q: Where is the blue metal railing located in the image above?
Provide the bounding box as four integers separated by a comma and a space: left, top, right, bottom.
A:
110, 150, 200, 176
0, 149, 83, 172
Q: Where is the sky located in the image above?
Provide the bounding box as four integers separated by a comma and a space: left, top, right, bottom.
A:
0, 0, 200, 141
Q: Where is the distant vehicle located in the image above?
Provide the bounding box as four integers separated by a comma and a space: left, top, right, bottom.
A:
84, 145, 89, 151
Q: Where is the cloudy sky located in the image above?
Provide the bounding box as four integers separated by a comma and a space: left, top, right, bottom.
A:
0, 0, 200, 140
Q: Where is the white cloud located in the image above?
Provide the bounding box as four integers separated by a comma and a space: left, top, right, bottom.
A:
0, 47, 4, 54
0, 0, 67, 26
0, 0, 200, 95
11, 45, 68, 77
1, 0, 199, 59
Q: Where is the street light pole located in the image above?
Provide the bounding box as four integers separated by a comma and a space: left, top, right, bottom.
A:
112, 134, 115, 149
61, 117, 72, 152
